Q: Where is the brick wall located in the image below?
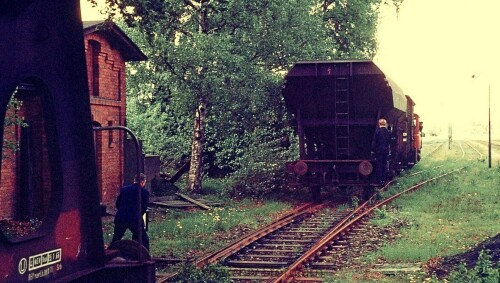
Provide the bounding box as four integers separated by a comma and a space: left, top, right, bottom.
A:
0, 93, 51, 219
85, 32, 127, 208
0, 122, 18, 218
1, 31, 129, 219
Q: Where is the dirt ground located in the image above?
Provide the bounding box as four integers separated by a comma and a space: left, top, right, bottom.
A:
425, 233, 500, 278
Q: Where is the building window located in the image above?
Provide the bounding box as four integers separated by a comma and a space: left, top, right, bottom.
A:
88, 40, 101, 96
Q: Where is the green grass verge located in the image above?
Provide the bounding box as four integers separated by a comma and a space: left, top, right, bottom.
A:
102, 138, 499, 282
335, 139, 500, 282
103, 198, 291, 258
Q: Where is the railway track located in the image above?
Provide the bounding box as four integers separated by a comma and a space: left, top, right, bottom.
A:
274, 167, 464, 283
421, 139, 487, 161
468, 140, 500, 162
463, 141, 483, 160
159, 167, 464, 282
422, 140, 445, 158
224, 206, 351, 282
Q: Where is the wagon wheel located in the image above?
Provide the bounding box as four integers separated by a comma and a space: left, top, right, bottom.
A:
107, 239, 151, 261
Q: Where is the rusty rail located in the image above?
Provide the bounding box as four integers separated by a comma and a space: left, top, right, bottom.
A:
271, 167, 464, 283
159, 202, 324, 282
195, 201, 328, 268
160, 168, 464, 282
405, 165, 444, 177
465, 141, 484, 160
423, 141, 445, 157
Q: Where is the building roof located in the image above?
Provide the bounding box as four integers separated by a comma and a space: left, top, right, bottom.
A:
83, 20, 147, 62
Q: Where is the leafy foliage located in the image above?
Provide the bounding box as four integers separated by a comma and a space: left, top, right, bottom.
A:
448, 250, 499, 283
321, 0, 379, 58
225, 128, 298, 198
93, 0, 403, 191
117, 0, 331, 174
2, 94, 27, 160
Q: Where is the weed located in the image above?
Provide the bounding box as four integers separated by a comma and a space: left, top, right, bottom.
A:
170, 264, 231, 283
373, 208, 388, 220
448, 250, 499, 283
144, 201, 290, 257
351, 196, 359, 208
337, 203, 349, 211
349, 139, 500, 283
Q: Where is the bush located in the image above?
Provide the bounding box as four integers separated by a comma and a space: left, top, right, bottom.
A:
448, 250, 499, 283
150, 176, 180, 196
225, 130, 298, 199
229, 165, 288, 199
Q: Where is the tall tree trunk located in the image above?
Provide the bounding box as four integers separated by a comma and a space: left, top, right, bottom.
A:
187, 2, 209, 193
188, 101, 206, 192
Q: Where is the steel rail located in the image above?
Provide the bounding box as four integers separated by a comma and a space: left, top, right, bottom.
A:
195, 201, 330, 268
465, 141, 484, 160
405, 165, 444, 177
423, 141, 444, 157
159, 202, 327, 282
271, 167, 465, 283
459, 142, 465, 158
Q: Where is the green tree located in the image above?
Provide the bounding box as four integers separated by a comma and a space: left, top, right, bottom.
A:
319, 0, 403, 58
93, 0, 403, 193
102, 0, 332, 192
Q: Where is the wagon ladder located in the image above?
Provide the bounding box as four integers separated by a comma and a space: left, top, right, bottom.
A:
334, 76, 350, 159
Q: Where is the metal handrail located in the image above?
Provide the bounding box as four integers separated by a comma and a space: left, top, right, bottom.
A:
92, 126, 145, 262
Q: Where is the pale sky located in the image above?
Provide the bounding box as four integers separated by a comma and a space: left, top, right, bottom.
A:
81, 0, 500, 139
375, 0, 500, 138
81, 0, 106, 21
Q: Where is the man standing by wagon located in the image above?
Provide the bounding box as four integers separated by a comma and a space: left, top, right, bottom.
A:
111, 173, 150, 250
372, 119, 391, 185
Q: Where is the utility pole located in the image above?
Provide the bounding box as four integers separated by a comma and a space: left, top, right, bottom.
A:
472, 74, 492, 168
488, 85, 491, 168
448, 124, 452, 150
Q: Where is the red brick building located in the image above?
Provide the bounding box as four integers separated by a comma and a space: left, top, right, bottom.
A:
83, 21, 147, 209
0, 21, 146, 219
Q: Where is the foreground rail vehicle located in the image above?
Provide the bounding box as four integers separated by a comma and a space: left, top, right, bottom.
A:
283, 60, 422, 199
0, 1, 154, 282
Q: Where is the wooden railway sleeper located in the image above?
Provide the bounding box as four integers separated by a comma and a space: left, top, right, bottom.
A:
225, 260, 290, 268
262, 239, 317, 245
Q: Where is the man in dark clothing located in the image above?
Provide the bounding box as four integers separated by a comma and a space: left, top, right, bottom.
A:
111, 173, 150, 250
371, 119, 391, 185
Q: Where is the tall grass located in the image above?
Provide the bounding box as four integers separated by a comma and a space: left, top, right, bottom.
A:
370, 140, 500, 263
147, 200, 290, 257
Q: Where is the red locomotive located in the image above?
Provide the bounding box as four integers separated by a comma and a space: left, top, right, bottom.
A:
0, 1, 154, 282
283, 60, 422, 199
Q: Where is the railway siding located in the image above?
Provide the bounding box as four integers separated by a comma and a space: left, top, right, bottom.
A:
161, 167, 464, 282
